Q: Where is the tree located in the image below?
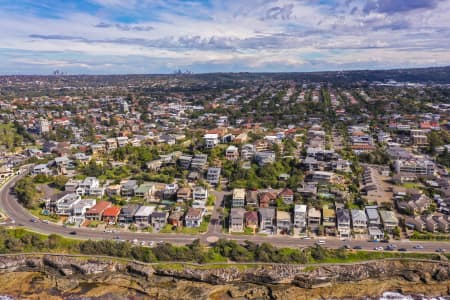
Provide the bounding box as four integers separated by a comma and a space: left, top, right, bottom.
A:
14, 177, 40, 208
52, 175, 68, 190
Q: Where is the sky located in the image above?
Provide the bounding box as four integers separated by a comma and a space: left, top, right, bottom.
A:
0, 0, 450, 74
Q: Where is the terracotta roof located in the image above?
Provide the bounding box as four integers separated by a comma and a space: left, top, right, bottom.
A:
102, 206, 121, 217
86, 201, 111, 214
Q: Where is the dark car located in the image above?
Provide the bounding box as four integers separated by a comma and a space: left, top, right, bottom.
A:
353, 245, 363, 250
398, 248, 407, 252
69, 231, 77, 235
436, 248, 446, 253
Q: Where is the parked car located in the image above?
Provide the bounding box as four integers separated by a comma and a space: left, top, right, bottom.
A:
436, 248, 446, 253
316, 240, 326, 245
398, 248, 407, 252
374, 246, 383, 251
69, 231, 77, 235
353, 245, 363, 250
413, 244, 424, 249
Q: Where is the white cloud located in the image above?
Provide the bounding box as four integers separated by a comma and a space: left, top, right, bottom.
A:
0, 0, 449, 73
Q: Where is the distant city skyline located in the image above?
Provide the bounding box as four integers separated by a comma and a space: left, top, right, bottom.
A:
0, 0, 450, 74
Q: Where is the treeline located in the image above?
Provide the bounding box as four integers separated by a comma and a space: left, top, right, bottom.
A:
0, 229, 442, 264
0, 229, 356, 264
14, 177, 41, 209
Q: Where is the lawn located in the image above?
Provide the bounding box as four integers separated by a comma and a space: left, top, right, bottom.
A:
180, 216, 210, 234
230, 227, 255, 235
28, 207, 60, 222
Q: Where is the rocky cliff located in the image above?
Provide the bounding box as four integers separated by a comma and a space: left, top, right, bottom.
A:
0, 254, 449, 299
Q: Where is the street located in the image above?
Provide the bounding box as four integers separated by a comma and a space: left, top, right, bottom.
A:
0, 174, 449, 253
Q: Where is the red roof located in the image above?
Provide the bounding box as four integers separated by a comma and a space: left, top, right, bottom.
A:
245, 211, 258, 223
279, 188, 294, 196
86, 201, 111, 215
102, 206, 121, 217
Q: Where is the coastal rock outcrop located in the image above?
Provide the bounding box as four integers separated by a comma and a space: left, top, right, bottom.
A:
0, 254, 449, 299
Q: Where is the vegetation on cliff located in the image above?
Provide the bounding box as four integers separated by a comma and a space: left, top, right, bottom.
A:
0, 228, 446, 265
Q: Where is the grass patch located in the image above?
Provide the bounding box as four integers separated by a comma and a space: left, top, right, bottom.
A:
87, 220, 102, 228
28, 207, 60, 222
230, 227, 256, 235
410, 231, 450, 241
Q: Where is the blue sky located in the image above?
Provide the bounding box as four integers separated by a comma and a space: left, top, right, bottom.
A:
0, 0, 449, 74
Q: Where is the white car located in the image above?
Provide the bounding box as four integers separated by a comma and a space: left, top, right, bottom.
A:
413, 244, 424, 249
374, 246, 384, 251
316, 240, 326, 245
148, 241, 154, 246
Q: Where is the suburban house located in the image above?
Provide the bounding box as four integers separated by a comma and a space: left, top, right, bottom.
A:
192, 186, 208, 201
85, 201, 112, 221
134, 206, 155, 224
151, 211, 168, 229
241, 144, 256, 160
118, 204, 140, 223
244, 211, 258, 230
168, 211, 183, 228
379, 210, 399, 232
277, 210, 292, 234
365, 206, 381, 228
33, 164, 51, 175
185, 208, 205, 228
322, 204, 336, 235
105, 184, 121, 196
294, 204, 307, 232
255, 151, 276, 166
336, 207, 351, 238
434, 215, 450, 232
308, 207, 322, 232
232, 188, 246, 208
405, 216, 427, 232
258, 208, 276, 232
102, 206, 121, 224
229, 208, 245, 233
120, 180, 138, 196
178, 155, 192, 169
65, 179, 81, 192
77, 177, 103, 197
206, 167, 221, 185
246, 190, 259, 207
176, 187, 191, 202
204, 133, 219, 149
351, 209, 368, 233
71, 198, 96, 223
368, 227, 385, 241
279, 188, 294, 204
225, 145, 239, 160
52, 193, 81, 216
134, 183, 155, 199
258, 191, 277, 208
163, 183, 179, 200
191, 154, 208, 170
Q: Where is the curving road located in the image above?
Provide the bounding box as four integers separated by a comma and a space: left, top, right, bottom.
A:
1, 173, 450, 253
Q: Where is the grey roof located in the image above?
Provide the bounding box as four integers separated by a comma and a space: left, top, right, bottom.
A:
336, 208, 350, 224
134, 206, 155, 217
120, 204, 140, 216
351, 209, 367, 222
230, 208, 246, 219
259, 208, 275, 219
365, 206, 380, 220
